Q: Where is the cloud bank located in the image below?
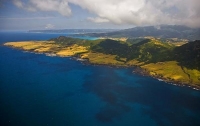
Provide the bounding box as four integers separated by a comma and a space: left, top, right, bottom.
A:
13, 0, 71, 16
45, 23, 54, 29
13, 0, 200, 27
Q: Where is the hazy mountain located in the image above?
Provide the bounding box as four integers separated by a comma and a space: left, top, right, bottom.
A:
87, 25, 200, 40
29, 29, 118, 34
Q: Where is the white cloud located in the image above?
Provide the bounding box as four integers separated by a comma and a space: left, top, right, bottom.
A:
0, 16, 56, 20
87, 17, 109, 23
30, 0, 71, 16
13, 0, 36, 11
69, 0, 200, 27
13, 0, 23, 8
13, 0, 200, 27
13, 0, 71, 16
45, 23, 54, 29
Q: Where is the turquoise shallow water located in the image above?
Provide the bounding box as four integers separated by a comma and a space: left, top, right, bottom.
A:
0, 32, 200, 126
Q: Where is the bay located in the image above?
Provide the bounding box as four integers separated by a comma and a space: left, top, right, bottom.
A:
0, 31, 200, 126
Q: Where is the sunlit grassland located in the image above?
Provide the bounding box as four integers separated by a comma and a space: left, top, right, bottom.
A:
4, 41, 56, 51
168, 42, 187, 46
4, 41, 88, 57
141, 61, 200, 86
183, 68, 200, 85
56, 44, 88, 57
4, 38, 200, 87
81, 52, 126, 66
126, 59, 145, 66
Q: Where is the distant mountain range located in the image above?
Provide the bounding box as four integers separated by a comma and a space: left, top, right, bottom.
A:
29, 25, 200, 40
29, 29, 118, 34
86, 25, 200, 40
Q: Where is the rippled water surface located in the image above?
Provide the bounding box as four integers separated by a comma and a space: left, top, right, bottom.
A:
0, 32, 200, 126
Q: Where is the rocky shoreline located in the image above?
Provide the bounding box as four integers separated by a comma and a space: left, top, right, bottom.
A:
71, 55, 200, 91
132, 66, 200, 91
4, 44, 200, 91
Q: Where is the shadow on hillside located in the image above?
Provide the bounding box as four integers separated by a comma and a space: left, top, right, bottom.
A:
174, 40, 200, 70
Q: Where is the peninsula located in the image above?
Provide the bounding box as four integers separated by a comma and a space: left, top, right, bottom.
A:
4, 36, 200, 89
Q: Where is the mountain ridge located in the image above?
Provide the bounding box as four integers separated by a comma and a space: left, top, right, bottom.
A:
86, 25, 200, 40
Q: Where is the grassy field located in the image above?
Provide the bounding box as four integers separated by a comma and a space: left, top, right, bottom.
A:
56, 44, 88, 57
168, 42, 187, 46
183, 68, 200, 85
4, 41, 56, 51
4, 41, 88, 57
81, 52, 126, 66
141, 61, 200, 87
126, 59, 145, 66
4, 39, 200, 87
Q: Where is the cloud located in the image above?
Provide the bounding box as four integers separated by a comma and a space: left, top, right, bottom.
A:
45, 23, 54, 29
87, 17, 109, 23
69, 0, 200, 27
13, 0, 71, 16
13, 0, 36, 11
29, 0, 71, 16
0, 16, 56, 20
13, 0, 23, 8
12, 0, 200, 28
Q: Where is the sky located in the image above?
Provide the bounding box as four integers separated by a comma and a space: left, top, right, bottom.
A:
0, 0, 200, 30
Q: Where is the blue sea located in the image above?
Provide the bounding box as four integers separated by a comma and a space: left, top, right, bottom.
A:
0, 31, 200, 126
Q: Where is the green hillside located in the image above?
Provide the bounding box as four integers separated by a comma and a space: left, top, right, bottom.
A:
89, 38, 174, 63
5, 36, 200, 87
86, 37, 200, 86
174, 40, 200, 70
48, 36, 199, 70
49, 36, 86, 46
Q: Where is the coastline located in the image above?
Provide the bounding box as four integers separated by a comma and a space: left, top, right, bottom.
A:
75, 56, 200, 90
132, 66, 200, 90
74, 55, 200, 90
4, 41, 200, 90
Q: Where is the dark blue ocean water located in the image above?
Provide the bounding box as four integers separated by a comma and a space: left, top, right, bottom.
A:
0, 31, 200, 126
